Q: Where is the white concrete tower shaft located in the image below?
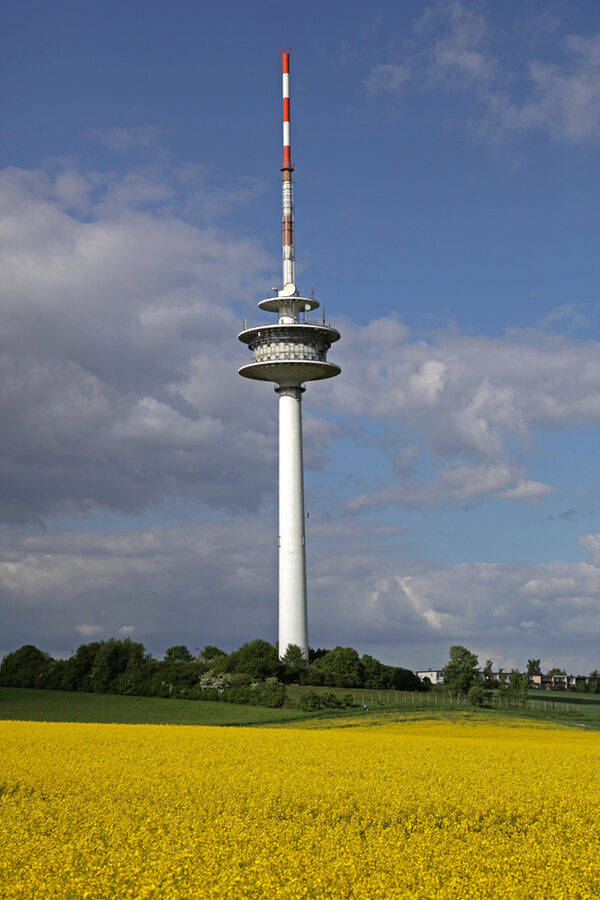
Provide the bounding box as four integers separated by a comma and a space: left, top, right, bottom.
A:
277, 384, 308, 655
277, 51, 306, 658
237, 50, 341, 662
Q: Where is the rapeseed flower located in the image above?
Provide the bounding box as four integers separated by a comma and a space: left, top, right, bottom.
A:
1, 719, 599, 897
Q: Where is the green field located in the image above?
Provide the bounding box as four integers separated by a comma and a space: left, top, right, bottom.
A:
3, 685, 600, 729
286, 684, 600, 729
0, 687, 312, 726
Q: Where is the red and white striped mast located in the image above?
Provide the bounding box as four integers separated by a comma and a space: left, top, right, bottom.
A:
281, 50, 295, 291
238, 52, 341, 660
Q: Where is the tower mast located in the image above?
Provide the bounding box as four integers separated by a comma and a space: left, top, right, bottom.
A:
281, 50, 294, 290
238, 52, 341, 660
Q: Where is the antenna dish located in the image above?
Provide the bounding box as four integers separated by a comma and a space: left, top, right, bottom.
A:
280, 282, 297, 297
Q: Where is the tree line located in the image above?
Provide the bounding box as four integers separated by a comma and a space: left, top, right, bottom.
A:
0, 640, 423, 708
440, 645, 600, 706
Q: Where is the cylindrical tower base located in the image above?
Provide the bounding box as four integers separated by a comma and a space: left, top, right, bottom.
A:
276, 384, 308, 660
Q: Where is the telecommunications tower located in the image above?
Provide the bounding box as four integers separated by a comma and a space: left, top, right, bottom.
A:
238, 51, 340, 660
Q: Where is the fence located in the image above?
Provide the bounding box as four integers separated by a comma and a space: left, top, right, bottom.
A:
361, 691, 579, 713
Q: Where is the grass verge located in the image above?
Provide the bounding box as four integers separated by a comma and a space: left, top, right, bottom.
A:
0, 687, 308, 727
3, 685, 600, 730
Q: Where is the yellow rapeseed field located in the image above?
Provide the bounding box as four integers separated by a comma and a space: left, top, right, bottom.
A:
1, 718, 600, 898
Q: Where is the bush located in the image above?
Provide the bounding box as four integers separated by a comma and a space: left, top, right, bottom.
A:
296, 691, 354, 711
468, 680, 490, 707
250, 679, 286, 708
296, 691, 324, 711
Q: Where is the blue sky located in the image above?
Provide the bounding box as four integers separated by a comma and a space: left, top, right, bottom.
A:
2, 0, 600, 673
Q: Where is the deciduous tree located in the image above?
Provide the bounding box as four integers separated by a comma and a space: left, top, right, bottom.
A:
280, 644, 308, 683
228, 640, 279, 680
527, 659, 541, 677
164, 645, 193, 664
444, 645, 479, 696
315, 647, 363, 687
0, 645, 52, 688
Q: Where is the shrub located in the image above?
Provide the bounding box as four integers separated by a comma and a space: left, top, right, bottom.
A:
296, 691, 354, 711
296, 691, 325, 711
468, 680, 490, 707
251, 679, 286, 708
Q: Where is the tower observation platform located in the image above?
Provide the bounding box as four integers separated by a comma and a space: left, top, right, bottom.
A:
238, 52, 340, 660
238, 293, 340, 385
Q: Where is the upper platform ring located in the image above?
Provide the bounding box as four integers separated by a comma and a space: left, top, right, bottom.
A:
258, 295, 320, 314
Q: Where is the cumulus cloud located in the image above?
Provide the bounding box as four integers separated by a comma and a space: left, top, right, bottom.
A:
485, 34, 600, 143
3, 520, 600, 672
416, 0, 495, 86
3, 162, 600, 525
579, 533, 600, 566
325, 322, 600, 441
346, 462, 530, 512
3, 159, 600, 670
365, 2, 600, 145
75, 625, 104, 637
312, 322, 599, 511
0, 164, 289, 524
0, 521, 279, 656
496, 480, 555, 504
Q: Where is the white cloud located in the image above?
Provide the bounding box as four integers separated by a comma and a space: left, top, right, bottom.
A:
0, 164, 282, 523
347, 461, 521, 512
53, 172, 92, 213
90, 125, 164, 151
3, 163, 600, 523
75, 625, 104, 636
496, 480, 555, 504
364, 64, 411, 96
3, 522, 600, 673
366, 4, 600, 145
326, 323, 600, 439
579, 534, 600, 566
417, 0, 495, 86
314, 323, 600, 511
520, 577, 581, 599
486, 34, 600, 143
409, 360, 447, 404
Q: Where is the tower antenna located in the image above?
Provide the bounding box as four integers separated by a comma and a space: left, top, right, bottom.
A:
281, 50, 295, 291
